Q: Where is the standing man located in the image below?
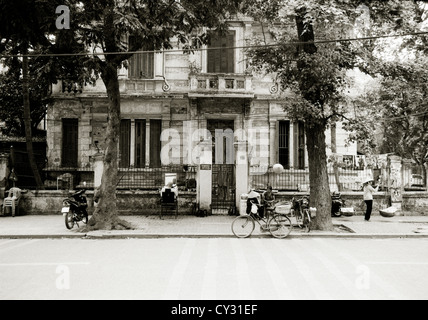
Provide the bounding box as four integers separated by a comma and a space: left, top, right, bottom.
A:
363, 178, 379, 222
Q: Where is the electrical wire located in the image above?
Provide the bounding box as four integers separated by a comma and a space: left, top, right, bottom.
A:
353, 110, 428, 124
1, 31, 428, 58
379, 111, 428, 122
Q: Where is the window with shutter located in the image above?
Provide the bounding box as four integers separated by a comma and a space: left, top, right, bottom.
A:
120, 119, 131, 168
278, 121, 290, 169
295, 121, 305, 169
150, 119, 162, 168
207, 31, 235, 73
128, 36, 154, 79
62, 119, 78, 167
135, 120, 146, 168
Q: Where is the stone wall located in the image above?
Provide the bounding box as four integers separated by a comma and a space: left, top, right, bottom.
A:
15, 189, 426, 216
273, 192, 428, 216
18, 190, 196, 216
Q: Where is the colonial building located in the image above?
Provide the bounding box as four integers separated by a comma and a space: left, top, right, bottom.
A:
46, 18, 357, 214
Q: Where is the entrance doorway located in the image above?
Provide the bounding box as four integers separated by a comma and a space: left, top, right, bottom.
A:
207, 119, 236, 213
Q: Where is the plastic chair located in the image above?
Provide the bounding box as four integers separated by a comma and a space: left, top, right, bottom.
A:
2, 187, 22, 217
160, 189, 178, 219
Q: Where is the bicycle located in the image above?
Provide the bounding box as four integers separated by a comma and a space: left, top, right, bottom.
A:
231, 200, 292, 239
291, 195, 311, 233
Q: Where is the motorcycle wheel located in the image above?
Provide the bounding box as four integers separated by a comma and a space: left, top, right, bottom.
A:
81, 214, 88, 224
65, 211, 75, 230
331, 210, 342, 217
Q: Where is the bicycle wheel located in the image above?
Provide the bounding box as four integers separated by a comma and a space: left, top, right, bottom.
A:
231, 215, 255, 238
269, 214, 292, 239
303, 209, 311, 233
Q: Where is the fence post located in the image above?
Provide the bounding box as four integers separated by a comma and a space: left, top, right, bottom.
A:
388, 155, 403, 215
235, 141, 249, 213
92, 153, 104, 188
197, 140, 212, 213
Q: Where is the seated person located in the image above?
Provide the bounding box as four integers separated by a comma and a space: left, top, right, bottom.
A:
246, 189, 263, 217
263, 186, 275, 218
160, 182, 178, 199
263, 186, 275, 206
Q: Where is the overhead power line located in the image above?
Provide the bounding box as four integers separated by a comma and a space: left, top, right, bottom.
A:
380, 111, 428, 122
1, 31, 428, 58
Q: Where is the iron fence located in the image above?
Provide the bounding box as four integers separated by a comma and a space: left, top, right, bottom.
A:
42, 165, 94, 190
116, 165, 197, 190
249, 166, 388, 192
41, 165, 198, 191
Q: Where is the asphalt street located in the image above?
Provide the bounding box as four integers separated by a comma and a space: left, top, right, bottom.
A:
1, 237, 428, 300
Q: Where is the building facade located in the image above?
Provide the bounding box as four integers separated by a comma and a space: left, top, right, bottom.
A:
47, 18, 357, 213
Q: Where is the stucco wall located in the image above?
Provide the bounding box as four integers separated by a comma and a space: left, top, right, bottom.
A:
15, 189, 427, 216
18, 190, 196, 216
273, 192, 428, 216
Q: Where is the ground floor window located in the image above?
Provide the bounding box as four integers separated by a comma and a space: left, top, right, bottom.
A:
278, 120, 290, 168
119, 118, 162, 168
278, 120, 305, 169
62, 118, 78, 167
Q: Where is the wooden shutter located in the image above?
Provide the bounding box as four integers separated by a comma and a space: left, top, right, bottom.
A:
294, 121, 305, 169
278, 121, 290, 168
120, 119, 131, 168
134, 120, 146, 168
128, 36, 154, 79
150, 119, 162, 168
62, 119, 78, 167
207, 31, 235, 73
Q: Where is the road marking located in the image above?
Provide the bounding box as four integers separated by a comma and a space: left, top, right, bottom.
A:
162, 238, 196, 299
252, 238, 294, 299
0, 240, 18, 247
273, 239, 334, 300
366, 262, 428, 266
0, 239, 41, 254
230, 239, 255, 300
291, 239, 365, 300
201, 238, 218, 299
0, 262, 90, 267
312, 238, 406, 300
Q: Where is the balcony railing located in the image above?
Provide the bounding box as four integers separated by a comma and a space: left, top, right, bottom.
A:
189, 73, 253, 96
61, 81, 83, 94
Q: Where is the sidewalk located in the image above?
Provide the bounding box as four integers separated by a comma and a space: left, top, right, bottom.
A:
1, 213, 428, 239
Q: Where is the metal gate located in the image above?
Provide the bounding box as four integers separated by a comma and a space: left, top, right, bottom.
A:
211, 164, 236, 214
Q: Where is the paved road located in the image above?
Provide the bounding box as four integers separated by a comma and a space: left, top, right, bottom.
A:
1, 238, 428, 300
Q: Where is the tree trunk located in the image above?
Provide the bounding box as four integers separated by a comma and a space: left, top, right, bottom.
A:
22, 53, 44, 189
85, 61, 131, 231
295, 7, 333, 230
331, 123, 342, 192
306, 121, 334, 231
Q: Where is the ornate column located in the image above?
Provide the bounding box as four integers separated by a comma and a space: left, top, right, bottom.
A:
388, 155, 404, 215
197, 140, 212, 212
235, 141, 249, 213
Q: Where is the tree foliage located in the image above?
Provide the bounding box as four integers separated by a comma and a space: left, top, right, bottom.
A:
242, 0, 422, 230
0, 56, 49, 136
345, 2, 428, 183
50, 0, 243, 230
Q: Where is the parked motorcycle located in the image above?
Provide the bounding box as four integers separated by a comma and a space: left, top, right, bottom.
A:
62, 189, 89, 229
331, 191, 343, 217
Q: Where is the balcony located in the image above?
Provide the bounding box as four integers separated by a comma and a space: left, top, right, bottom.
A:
189, 73, 254, 98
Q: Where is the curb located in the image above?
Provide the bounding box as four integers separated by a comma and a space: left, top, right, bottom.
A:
1, 232, 428, 240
